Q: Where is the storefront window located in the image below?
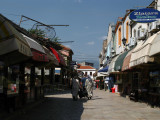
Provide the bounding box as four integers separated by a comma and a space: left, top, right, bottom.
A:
7, 66, 19, 95
0, 62, 5, 93
149, 71, 160, 93
35, 67, 41, 87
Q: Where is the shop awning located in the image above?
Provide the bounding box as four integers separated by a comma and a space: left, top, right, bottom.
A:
50, 47, 66, 66
114, 50, 129, 71
60, 50, 69, 57
50, 47, 60, 63
130, 33, 156, 68
108, 55, 119, 74
149, 32, 160, 56
97, 72, 109, 77
0, 15, 32, 65
43, 46, 59, 67
22, 34, 49, 62
98, 66, 109, 72
58, 53, 66, 66
122, 48, 135, 71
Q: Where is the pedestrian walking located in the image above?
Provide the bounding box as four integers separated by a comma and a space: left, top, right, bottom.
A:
85, 75, 93, 99
81, 75, 87, 91
71, 76, 80, 101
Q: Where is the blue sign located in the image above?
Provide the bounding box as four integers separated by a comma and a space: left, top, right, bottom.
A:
129, 8, 160, 23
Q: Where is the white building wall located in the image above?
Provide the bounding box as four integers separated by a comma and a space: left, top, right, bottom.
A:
107, 24, 113, 44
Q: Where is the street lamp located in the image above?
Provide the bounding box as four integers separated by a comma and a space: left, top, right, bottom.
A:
122, 38, 127, 46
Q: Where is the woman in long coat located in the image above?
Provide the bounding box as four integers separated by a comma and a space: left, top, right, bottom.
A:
85, 76, 93, 99
72, 76, 80, 101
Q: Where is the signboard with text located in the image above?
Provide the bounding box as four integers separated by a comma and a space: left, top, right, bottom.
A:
130, 8, 160, 23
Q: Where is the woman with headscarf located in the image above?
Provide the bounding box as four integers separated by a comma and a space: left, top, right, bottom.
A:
85, 75, 93, 99
72, 76, 80, 101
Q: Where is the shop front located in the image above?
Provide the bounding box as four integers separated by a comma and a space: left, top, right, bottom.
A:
97, 66, 109, 90
22, 33, 49, 103
121, 48, 135, 96
0, 15, 33, 112
128, 32, 160, 103
146, 32, 160, 106
50, 47, 66, 84
108, 55, 119, 92
113, 50, 129, 93
0, 15, 32, 66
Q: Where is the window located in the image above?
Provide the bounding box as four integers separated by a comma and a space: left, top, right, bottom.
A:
118, 26, 122, 46
85, 72, 87, 76
134, 29, 136, 38
126, 22, 129, 44
138, 29, 140, 37
7, 65, 20, 95
138, 26, 142, 38
90, 72, 92, 76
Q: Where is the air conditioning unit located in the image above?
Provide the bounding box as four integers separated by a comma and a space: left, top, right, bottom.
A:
129, 37, 136, 47
149, 21, 159, 32
138, 28, 147, 40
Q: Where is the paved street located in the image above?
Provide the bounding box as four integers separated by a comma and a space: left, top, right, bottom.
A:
7, 89, 160, 120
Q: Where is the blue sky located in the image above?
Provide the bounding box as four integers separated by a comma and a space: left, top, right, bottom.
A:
0, 0, 153, 68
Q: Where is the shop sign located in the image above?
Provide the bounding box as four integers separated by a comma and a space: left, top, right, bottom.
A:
19, 43, 32, 56
32, 51, 49, 62
130, 8, 160, 23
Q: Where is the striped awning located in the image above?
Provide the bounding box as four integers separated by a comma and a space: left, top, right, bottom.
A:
122, 48, 135, 71
0, 14, 32, 65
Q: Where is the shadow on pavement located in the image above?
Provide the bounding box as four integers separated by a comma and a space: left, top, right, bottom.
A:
44, 90, 72, 96
10, 93, 86, 120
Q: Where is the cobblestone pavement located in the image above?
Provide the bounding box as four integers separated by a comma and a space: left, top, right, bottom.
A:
7, 89, 160, 120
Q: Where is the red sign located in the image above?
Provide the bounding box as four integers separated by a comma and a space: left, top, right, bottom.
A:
32, 51, 49, 62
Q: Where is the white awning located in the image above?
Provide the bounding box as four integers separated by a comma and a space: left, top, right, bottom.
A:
0, 15, 32, 65
97, 72, 109, 77
129, 33, 156, 67
108, 55, 119, 74
21, 34, 45, 54
149, 32, 160, 56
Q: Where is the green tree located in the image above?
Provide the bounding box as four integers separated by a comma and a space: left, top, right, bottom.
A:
28, 29, 46, 38
28, 29, 60, 43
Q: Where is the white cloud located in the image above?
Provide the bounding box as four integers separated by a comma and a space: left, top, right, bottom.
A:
87, 41, 95, 45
